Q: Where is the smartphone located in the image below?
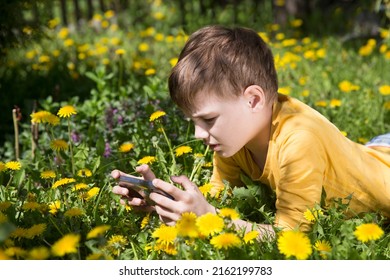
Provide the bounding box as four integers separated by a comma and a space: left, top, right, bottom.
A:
119, 175, 174, 200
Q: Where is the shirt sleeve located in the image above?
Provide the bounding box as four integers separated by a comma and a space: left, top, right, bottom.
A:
274, 130, 327, 232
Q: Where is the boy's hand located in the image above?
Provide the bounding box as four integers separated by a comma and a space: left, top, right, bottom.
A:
111, 164, 156, 213
149, 175, 216, 226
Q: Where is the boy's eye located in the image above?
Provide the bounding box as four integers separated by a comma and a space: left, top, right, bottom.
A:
203, 117, 216, 124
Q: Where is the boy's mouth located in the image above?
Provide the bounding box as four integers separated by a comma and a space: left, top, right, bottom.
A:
208, 144, 220, 151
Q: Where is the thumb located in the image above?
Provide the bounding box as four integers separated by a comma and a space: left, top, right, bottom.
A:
170, 175, 197, 191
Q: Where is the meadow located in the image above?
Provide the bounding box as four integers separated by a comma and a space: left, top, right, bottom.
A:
0, 2, 390, 260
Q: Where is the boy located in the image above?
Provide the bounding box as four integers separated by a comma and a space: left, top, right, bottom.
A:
112, 25, 390, 237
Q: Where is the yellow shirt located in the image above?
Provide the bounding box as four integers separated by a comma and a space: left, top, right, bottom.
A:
211, 94, 390, 231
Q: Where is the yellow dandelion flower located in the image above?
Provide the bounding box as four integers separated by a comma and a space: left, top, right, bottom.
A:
25, 223, 47, 239
57, 105, 77, 118
64, 208, 84, 217
50, 139, 68, 152
210, 232, 241, 250
87, 225, 111, 239
244, 230, 259, 244
149, 110, 166, 122
72, 183, 88, 191
315, 100, 327, 107
106, 235, 127, 255
119, 142, 134, 153
218, 208, 240, 220
169, 57, 178, 67
153, 11, 165, 20
77, 168, 92, 177
338, 80, 360, 93
0, 161, 6, 172
196, 213, 224, 237
58, 27, 69, 39
85, 187, 100, 200
384, 101, 390, 110
11, 227, 28, 239
278, 86, 291, 95
0, 201, 12, 211
27, 247, 50, 260
290, 18, 303, 27
137, 156, 156, 165
152, 224, 178, 245
140, 213, 150, 230
104, 9, 115, 18
40, 170, 56, 179
0, 249, 10, 260
176, 212, 199, 238
209, 183, 225, 198
138, 42, 149, 52
330, 99, 342, 108
198, 183, 213, 196
175, 146, 192, 157
379, 85, 390, 96
5, 161, 21, 171
52, 178, 76, 189
115, 48, 126, 56
314, 240, 332, 259
51, 233, 80, 257
22, 202, 42, 212
145, 68, 156, 76
0, 212, 8, 224
154, 242, 177, 255
31, 110, 51, 124
303, 208, 323, 223
38, 55, 50, 63
46, 114, 60, 126
354, 223, 384, 243
4, 247, 27, 258
48, 17, 60, 29
48, 200, 61, 214
108, 234, 127, 246
277, 230, 312, 260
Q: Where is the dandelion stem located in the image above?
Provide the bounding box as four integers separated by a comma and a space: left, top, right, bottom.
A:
12, 109, 20, 160
68, 119, 75, 175
189, 145, 210, 181
159, 124, 176, 174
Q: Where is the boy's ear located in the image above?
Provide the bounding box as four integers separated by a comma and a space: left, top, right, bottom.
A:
243, 85, 266, 111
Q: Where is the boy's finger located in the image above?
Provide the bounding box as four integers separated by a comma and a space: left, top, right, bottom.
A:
135, 164, 156, 180
170, 175, 198, 192
111, 169, 128, 179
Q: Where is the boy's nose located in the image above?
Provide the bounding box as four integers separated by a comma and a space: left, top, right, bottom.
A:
194, 124, 209, 140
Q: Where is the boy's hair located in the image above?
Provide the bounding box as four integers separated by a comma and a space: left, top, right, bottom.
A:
169, 25, 278, 115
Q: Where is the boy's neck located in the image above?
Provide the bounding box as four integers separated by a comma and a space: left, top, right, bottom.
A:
245, 103, 274, 171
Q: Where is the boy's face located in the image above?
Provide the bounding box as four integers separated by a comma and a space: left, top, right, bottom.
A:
190, 88, 272, 158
